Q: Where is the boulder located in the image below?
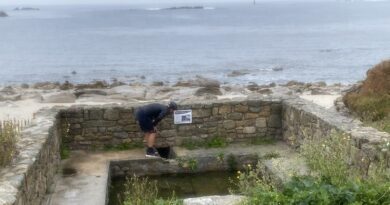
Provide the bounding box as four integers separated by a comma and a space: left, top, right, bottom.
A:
41, 91, 76, 103
75, 80, 109, 89
0, 11, 8, 17
59, 81, 74, 90
0, 94, 21, 101
74, 89, 108, 98
227, 69, 250, 77
108, 85, 146, 100
174, 76, 220, 88
110, 78, 126, 88
310, 88, 330, 95
195, 87, 222, 96
33, 82, 60, 90
151, 81, 164, 86
284, 80, 305, 87
272, 66, 283, 71
0, 86, 17, 95
247, 82, 259, 91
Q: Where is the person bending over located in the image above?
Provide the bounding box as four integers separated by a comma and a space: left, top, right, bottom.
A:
135, 101, 178, 157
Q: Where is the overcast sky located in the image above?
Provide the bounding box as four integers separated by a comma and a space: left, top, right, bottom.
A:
0, 0, 331, 6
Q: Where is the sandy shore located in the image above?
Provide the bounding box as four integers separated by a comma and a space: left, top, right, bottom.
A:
0, 79, 349, 121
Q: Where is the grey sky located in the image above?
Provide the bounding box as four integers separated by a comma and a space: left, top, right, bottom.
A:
0, 0, 235, 6
0, 0, 329, 6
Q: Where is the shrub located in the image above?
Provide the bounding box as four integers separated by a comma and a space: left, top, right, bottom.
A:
0, 120, 24, 167
236, 133, 390, 204
343, 60, 390, 132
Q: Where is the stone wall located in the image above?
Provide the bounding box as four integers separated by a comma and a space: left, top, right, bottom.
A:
0, 109, 61, 205
282, 97, 390, 174
59, 98, 283, 150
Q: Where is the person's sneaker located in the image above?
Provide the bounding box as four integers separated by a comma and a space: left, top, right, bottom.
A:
145, 147, 160, 158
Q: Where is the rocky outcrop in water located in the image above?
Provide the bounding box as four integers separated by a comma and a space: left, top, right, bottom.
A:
14, 7, 40, 11
165, 6, 204, 10
0, 11, 8, 17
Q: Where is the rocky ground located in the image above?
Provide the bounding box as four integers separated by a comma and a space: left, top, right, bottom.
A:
0, 76, 351, 121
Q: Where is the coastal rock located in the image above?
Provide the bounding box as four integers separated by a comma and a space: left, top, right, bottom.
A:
227, 69, 250, 77
20, 83, 29, 89
310, 88, 331, 95
75, 81, 109, 90
247, 82, 260, 91
0, 94, 21, 101
174, 76, 220, 88
59, 81, 74, 90
151, 81, 164, 86
0, 11, 8, 17
41, 91, 76, 103
0, 86, 17, 95
257, 88, 272, 95
195, 87, 222, 96
272, 66, 283, 71
108, 85, 146, 100
74, 89, 108, 98
33, 82, 60, 90
110, 78, 126, 88
284, 80, 305, 87
14, 7, 40, 11
20, 91, 42, 101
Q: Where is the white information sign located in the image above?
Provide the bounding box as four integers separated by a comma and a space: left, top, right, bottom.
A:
174, 110, 192, 124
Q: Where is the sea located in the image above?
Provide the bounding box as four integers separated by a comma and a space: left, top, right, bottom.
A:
0, 1, 390, 85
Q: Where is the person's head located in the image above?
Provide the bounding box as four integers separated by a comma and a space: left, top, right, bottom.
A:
168, 101, 178, 113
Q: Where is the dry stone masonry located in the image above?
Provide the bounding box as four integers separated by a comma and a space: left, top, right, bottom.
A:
59, 98, 283, 150
0, 95, 389, 205
283, 97, 390, 175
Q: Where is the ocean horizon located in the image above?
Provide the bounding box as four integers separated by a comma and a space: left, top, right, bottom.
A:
0, 1, 390, 85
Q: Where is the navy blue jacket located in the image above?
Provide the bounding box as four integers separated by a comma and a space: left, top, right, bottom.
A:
137, 103, 169, 126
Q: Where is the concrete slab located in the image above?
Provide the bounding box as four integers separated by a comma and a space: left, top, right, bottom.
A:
44, 142, 308, 205
44, 149, 146, 205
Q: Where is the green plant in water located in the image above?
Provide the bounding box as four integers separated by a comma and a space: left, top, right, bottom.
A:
177, 157, 198, 171
216, 152, 224, 164
262, 151, 281, 160
227, 154, 237, 172
120, 175, 183, 205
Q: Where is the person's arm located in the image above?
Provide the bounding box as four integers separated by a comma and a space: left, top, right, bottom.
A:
152, 108, 168, 126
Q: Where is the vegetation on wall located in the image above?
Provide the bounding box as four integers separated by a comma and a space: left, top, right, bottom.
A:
236, 133, 390, 205
343, 60, 390, 133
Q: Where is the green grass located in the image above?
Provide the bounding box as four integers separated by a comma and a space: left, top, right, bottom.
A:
60, 144, 70, 159
0, 120, 26, 167
181, 136, 228, 150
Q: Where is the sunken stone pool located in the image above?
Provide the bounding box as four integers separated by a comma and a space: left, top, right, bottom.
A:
109, 171, 238, 205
